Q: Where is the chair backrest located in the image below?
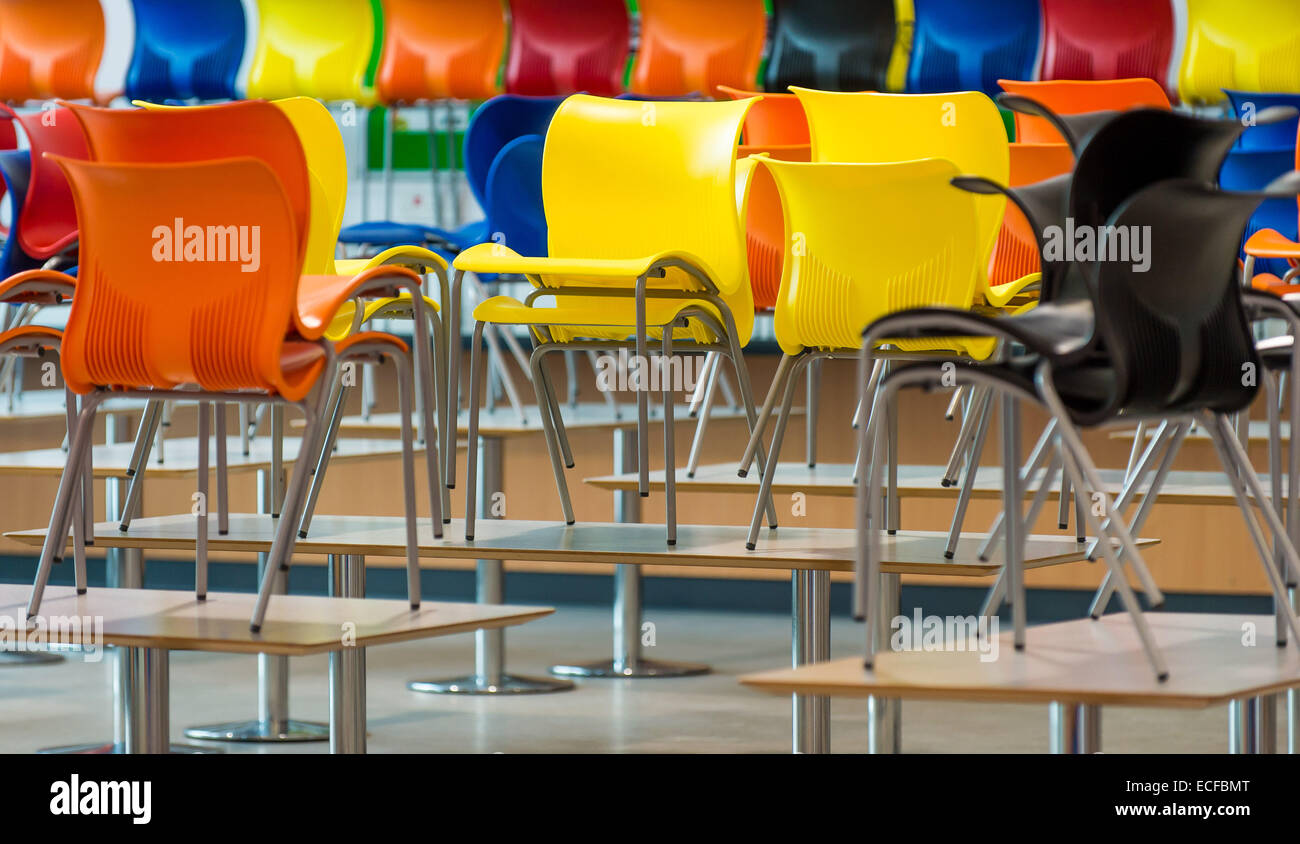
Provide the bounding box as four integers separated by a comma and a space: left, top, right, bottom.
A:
0, 104, 89, 260
629, 0, 766, 97
65, 101, 312, 272
126, 0, 246, 102
1091, 179, 1264, 418
1219, 147, 1298, 277
484, 134, 547, 257
1056, 107, 1246, 306
1179, 0, 1300, 106
0, 151, 41, 278
0, 0, 105, 104
505, 0, 628, 96
794, 88, 1009, 289
1039, 0, 1174, 90
464, 94, 564, 212
756, 155, 986, 358
987, 142, 1074, 290
999, 78, 1172, 145
906, 0, 1040, 96
543, 95, 755, 339
375, 0, 507, 104
54, 155, 312, 399
1225, 90, 1300, 151
246, 0, 375, 102
717, 86, 811, 147
765, 0, 896, 93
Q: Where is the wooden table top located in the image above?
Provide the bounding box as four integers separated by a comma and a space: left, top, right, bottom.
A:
739, 613, 1300, 708
6, 514, 1156, 577
583, 462, 1280, 506
323, 402, 767, 438
0, 583, 551, 656
0, 437, 445, 478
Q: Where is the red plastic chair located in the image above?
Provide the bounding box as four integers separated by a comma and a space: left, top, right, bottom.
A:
0, 104, 89, 261
630, 0, 767, 97
0, 0, 106, 104
505, 0, 629, 96
1039, 0, 1175, 94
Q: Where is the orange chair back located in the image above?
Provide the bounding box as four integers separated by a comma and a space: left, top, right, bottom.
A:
718, 85, 810, 147
987, 142, 1074, 287
64, 101, 313, 270
53, 156, 320, 400
376, 0, 508, 103
998, 78, 1171, 144
630, 0, 766, 96
0, 0, 105, 103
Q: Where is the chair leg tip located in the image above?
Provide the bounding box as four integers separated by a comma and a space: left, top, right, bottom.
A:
249, 624, 261, 634
1014, 643, 1025, 652
565, 520, 575, 526
745, 542, 755, 551
298, 530, 307, 539
977, 555, 988, 563
218, 530, 228, 536
886, 530, 896, 536
76, 588, 86, 596
863, 659, 873, 671
411, 602, 420, 610
446, 484, 456, 490
1157, 672, 1169, 683
943, 551, 954, 560
197, 594, 206, 602
737, 470, 748, 478
940, 480, 953, 488
667, 539, 676, 546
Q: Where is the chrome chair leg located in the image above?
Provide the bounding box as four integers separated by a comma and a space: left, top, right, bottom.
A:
746, 353, 813, 549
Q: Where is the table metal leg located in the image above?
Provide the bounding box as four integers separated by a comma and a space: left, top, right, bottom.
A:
550, 428, 709, 678
121, 647, 170, 754
792, 568, 831, 754
185, 468, 328, 742
1230, 697, 1262, 753
329, 554, 367, 754
1049, 702, 1102, 754
868, 573, 901, 754
408, 436, 573, 694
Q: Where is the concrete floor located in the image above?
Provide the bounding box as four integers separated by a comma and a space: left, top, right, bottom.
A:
0, 605, 1257, 753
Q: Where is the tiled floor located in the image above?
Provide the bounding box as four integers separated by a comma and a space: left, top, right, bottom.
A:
0, 606, 1266, 753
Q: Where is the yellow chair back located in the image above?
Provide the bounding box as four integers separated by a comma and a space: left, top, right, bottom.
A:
791, 88, 1008, 303
246, 0, 376, 102
757, 155, 990, 359
1178, 0, 1300, 106
543, 94, 756, 342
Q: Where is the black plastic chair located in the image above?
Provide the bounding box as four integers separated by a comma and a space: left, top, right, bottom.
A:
764, 0, 897, 93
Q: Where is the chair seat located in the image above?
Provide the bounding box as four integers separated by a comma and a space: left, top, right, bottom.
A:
473, 294, 725, 345
1250, 272, 1300, 295
334, 329, 409, 356
324, 292, 442, 343
454, 242, 714, 291
0, 324, 61, 353
1246, 228, 1300, 259
338, 219, 486, 253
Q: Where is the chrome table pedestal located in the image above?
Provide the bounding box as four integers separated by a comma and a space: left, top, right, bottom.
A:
185, 460, 329, 742
793, 568, 832, 754
867, 574, 901, 754
329, 554, 367, 753
1230, 695, 1279, 754
1049, 703, 1102, 753
550, 429, 710, 679
408, 435, 572, 695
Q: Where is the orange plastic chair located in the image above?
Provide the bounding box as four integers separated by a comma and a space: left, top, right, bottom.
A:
987, 142, 1075, 289
0, 0, 106, 104
375, 0, 507, 103
998, 78, 1171, 145
630, 0, 767, 96
28, 153, 430, 630
717, 85, 810, 147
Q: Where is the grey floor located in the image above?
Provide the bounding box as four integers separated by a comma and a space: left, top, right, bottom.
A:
0, 605, 1254, 753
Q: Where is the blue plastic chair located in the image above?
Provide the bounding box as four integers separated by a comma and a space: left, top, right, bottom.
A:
907, 0, 1041, 96
482, 134, 547, 258
0, 150, 42, 281
125, 0, 246, 102
1225, 90, 1300, 151
338, 94, 563, 257
1220, 148, 1298, 278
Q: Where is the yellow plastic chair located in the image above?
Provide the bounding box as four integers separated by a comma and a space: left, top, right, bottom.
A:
1178, 0, 1300, 106
791, 88, 1027, 309
738, 154, 985, 547
245, 0, 376, 102
451, 94, 774, 544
